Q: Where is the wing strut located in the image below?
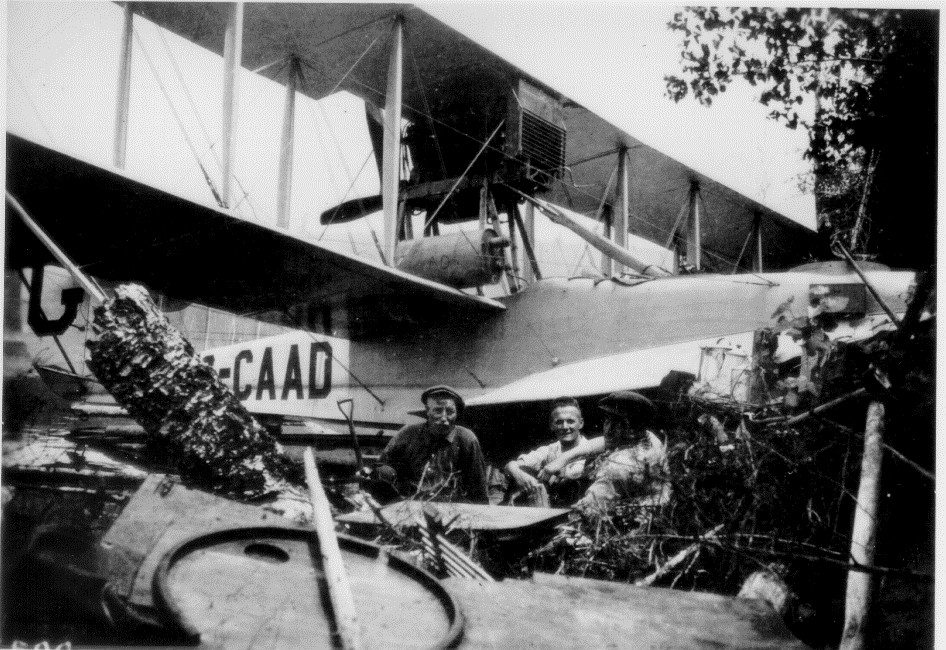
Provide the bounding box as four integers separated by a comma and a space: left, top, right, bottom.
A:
381, 16, 403, 265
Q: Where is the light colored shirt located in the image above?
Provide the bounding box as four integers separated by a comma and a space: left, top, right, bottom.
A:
577, 431, 671, 513
515, 435, 588, 482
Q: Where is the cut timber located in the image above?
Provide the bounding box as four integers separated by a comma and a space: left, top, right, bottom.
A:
839, 400, 886, 650
303, 448, 362, 650
86, 284, 293, 499
443, 572, 810, 648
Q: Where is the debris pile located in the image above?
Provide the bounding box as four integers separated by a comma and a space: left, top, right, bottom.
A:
523, 290, 934, 645
86, 284, 296, 499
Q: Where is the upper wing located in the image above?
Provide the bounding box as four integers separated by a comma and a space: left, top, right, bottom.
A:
6, 133, 503, 333
132, 3, 815, 271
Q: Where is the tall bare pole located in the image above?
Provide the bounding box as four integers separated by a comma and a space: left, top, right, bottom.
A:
113, 3, 134, 169
615, 147, 629, 274
221, 2, 244, 208
839, 401, 885, 650
381, 17, 403, 265
276, 57, 299, 228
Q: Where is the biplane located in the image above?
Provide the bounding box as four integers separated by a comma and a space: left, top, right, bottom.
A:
5, 3, 914, 459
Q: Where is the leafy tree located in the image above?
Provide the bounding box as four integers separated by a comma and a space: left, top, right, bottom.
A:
665, 8, 937, 268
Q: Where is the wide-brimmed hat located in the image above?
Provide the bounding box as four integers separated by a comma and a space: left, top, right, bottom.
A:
421, 385, 465, 414
598, 391, 655, 425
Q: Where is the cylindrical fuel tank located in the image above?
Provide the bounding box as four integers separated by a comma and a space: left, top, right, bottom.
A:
395, 228, 506, 288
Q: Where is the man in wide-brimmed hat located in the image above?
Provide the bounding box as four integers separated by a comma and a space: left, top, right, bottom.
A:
376, 385, 489, 503
539, 391, 671, 518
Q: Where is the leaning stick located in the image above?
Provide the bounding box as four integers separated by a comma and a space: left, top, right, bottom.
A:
635, 524, 723, 587
303, 448, 361, 650
839, 401, 885, 650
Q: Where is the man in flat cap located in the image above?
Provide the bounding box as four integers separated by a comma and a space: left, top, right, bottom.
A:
376, 385, 489, 503
539, 391, 670, 519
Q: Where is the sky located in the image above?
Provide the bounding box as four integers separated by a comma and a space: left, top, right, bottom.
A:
6, 2, 816, 277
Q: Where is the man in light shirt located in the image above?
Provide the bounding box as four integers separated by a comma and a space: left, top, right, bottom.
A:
504, 397, 589, 507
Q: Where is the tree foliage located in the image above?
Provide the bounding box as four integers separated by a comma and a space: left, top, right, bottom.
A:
665, 8, 937, 268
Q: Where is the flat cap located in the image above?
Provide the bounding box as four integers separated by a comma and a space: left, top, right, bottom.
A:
598, 391, 655, 424
421, 385, 465, 412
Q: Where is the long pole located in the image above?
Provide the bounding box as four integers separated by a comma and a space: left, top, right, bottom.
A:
6, 192, 106, 304
303, 448, 361, 650
839, 401, 885, 650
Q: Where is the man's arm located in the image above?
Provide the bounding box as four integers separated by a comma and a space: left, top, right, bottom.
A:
504, 459, 543, 493
376, 427, 408, 486
537, 436, 605, 481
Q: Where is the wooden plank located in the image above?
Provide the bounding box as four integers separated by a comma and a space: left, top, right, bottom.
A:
443, 573, 811, 649
335, 499, 570, 532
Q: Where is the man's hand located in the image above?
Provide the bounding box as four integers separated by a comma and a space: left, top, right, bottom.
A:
505, 462, 544, 495
537, 456, 566, 482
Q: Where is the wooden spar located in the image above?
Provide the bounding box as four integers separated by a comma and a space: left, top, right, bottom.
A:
381, 16, 403, 266
113, 2, 133, 169
276, 57, 299, 228
221, 2, 244, 208
615, 147, 629, 274
839, 401, 885, 650
522, 200, 536, 283
6, 192, 106, 303
509, 188, 667, 277
303, 448, 362, 650
834, 240, 902, 329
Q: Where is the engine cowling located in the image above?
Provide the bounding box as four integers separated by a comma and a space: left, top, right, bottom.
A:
394, 229, 509, 289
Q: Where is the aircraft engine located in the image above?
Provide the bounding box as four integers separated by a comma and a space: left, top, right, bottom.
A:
394, 229, 509, 289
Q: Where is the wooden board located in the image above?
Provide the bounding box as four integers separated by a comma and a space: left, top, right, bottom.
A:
336, 499, 570, 532
443, 572, 811, 649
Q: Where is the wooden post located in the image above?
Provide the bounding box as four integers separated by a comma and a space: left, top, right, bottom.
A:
303, 448, 362, 650
381, 17, 403, 265
113, 3, 134, 169
221, 2, 244, 208
839, 400, 885, 650
276, 57, 299, 228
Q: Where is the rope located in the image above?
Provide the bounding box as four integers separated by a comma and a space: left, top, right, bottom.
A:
132, 27, 225, 208
423, 121, 504, 232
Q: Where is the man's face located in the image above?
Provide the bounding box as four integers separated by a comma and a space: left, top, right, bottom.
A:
602, 414, 632, 449
425, 396, 458, 437
550, 406, 583, 445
